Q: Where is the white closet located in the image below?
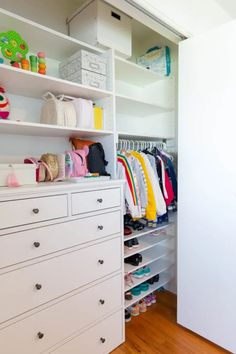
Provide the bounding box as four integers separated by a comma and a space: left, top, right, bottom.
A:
1, 0, 235, 353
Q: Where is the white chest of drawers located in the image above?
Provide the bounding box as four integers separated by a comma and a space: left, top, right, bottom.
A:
0, 180, 124, 354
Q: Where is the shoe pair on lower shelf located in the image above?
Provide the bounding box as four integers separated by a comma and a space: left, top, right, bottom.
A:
124, 237, 139, 249
125, 293, 157, 320
147, 273, 160, 285
124, 253, 142, 266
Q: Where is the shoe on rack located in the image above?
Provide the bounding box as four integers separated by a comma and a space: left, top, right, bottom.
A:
143, 266, 151, 276
139, 300, 147, 313
131, 286, 141, 296
132, 238, 139, 248
125, 291, 133, 301
124, 240, 133, 249
145, 295, 152, 307
125, 309, 131, 322
124, 255, 139, 266
153, 274, 160, 283
137, 253, 142, 263
132, 268, 144, 279
130, 303, 140, 316
147, 277, 155, 285
140, 282, 149, 292
125, 273, 134, 288
150, 293, 157, 304
124, 226, 132, 236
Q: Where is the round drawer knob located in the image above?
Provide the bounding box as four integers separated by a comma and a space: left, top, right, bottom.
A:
33, 242, 40, 248
37, 332, 44, 339
100, 337, 106, 344
98, 225, 103, 230
35, 283, 42, 290
98, 259, 104, 265
97, 198, 103, 203
33, 208, 39, 214
99, 299, 105, 305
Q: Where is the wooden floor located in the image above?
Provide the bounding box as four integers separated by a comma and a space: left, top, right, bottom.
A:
112, 291, 229, 354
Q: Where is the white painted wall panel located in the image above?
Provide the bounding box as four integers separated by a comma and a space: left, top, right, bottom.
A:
178, 21, 236, 353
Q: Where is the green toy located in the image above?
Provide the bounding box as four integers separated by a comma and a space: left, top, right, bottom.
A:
0, 30, 28, 62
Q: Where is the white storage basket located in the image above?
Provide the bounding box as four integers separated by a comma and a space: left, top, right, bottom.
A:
0, 164, 37, 187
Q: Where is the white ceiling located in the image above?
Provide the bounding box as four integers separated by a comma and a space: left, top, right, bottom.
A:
215, 0, 236, 18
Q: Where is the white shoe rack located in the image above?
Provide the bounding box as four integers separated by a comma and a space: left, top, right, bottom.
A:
124, 223, 175, 310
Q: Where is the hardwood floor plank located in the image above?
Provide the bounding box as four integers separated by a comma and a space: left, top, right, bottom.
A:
112, 291, 229, 354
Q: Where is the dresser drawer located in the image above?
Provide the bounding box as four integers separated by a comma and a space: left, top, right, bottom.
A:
0, 275, 122, 354
51, 311, 123, 354
0, 195, 68, 229
72, 188, 121, 215
0, 237, 121, 323
0, 210, 121, 269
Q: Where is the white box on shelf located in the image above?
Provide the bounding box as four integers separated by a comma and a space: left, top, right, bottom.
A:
0, 164, 37, 187
61, 69, 107, 90
59, 49, 107, 77
67, 0, 132, 59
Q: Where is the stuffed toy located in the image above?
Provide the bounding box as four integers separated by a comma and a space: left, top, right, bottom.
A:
0, 87, 10, 119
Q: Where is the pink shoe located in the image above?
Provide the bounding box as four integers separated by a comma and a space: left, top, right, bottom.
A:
130, 303, 140, 316
150, 293, 157, 304
139, 300, 147, 313
145, 295, 152, 307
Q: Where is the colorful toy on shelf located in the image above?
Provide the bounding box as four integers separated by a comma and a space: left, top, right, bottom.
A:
37, 52, 46, 75
10, 61, 20, 68
0, 87, 10, 119
0, 30, 28, 62
21, 58, 30, 70
29, 55, 38, 72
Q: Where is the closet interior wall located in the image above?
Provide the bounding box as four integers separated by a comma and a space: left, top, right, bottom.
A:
0, 0, 178, 292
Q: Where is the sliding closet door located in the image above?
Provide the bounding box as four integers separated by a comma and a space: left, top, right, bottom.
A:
178, 21, 236, 352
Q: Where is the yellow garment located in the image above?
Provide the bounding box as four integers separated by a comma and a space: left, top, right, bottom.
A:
131, 151, 156, 220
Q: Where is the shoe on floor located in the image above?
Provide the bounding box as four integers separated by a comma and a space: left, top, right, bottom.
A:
132, 238, 139, 248
150, 293, 157, 304
139, 300, 147, 313
145, 295, 152, 307
132, 268, 144, 279
125, 309, 131, 322
130, 303, 140, 316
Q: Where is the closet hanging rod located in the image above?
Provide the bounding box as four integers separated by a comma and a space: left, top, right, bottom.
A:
117, 138, 167, 151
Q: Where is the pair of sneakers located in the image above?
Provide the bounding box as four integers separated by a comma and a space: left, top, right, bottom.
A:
124, 238, 139, 249
132, 266, 150, 279
128, 300, 146, 317
145, 293, 157, 306
125, 253, 142, 266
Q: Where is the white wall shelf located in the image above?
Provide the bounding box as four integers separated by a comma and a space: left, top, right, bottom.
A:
124, 245, 170, 274
0, 65, 112, 100
0, 8, 104, 61
124, 257, 172, 292
124, 234, 173, 258
115, 56, 166, 86
124, 271, 172, 308
116, 93, 173, 117
124, 224, 170, 242
0, 120, 113, 138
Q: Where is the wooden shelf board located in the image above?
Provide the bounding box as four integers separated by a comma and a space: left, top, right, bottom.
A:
124, 272, 172, 308
0, 65, 112, 100
116, 94, 173, 117
115, 56, 165, 86
0, 8, 104, 61
0, 120, 113, 138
